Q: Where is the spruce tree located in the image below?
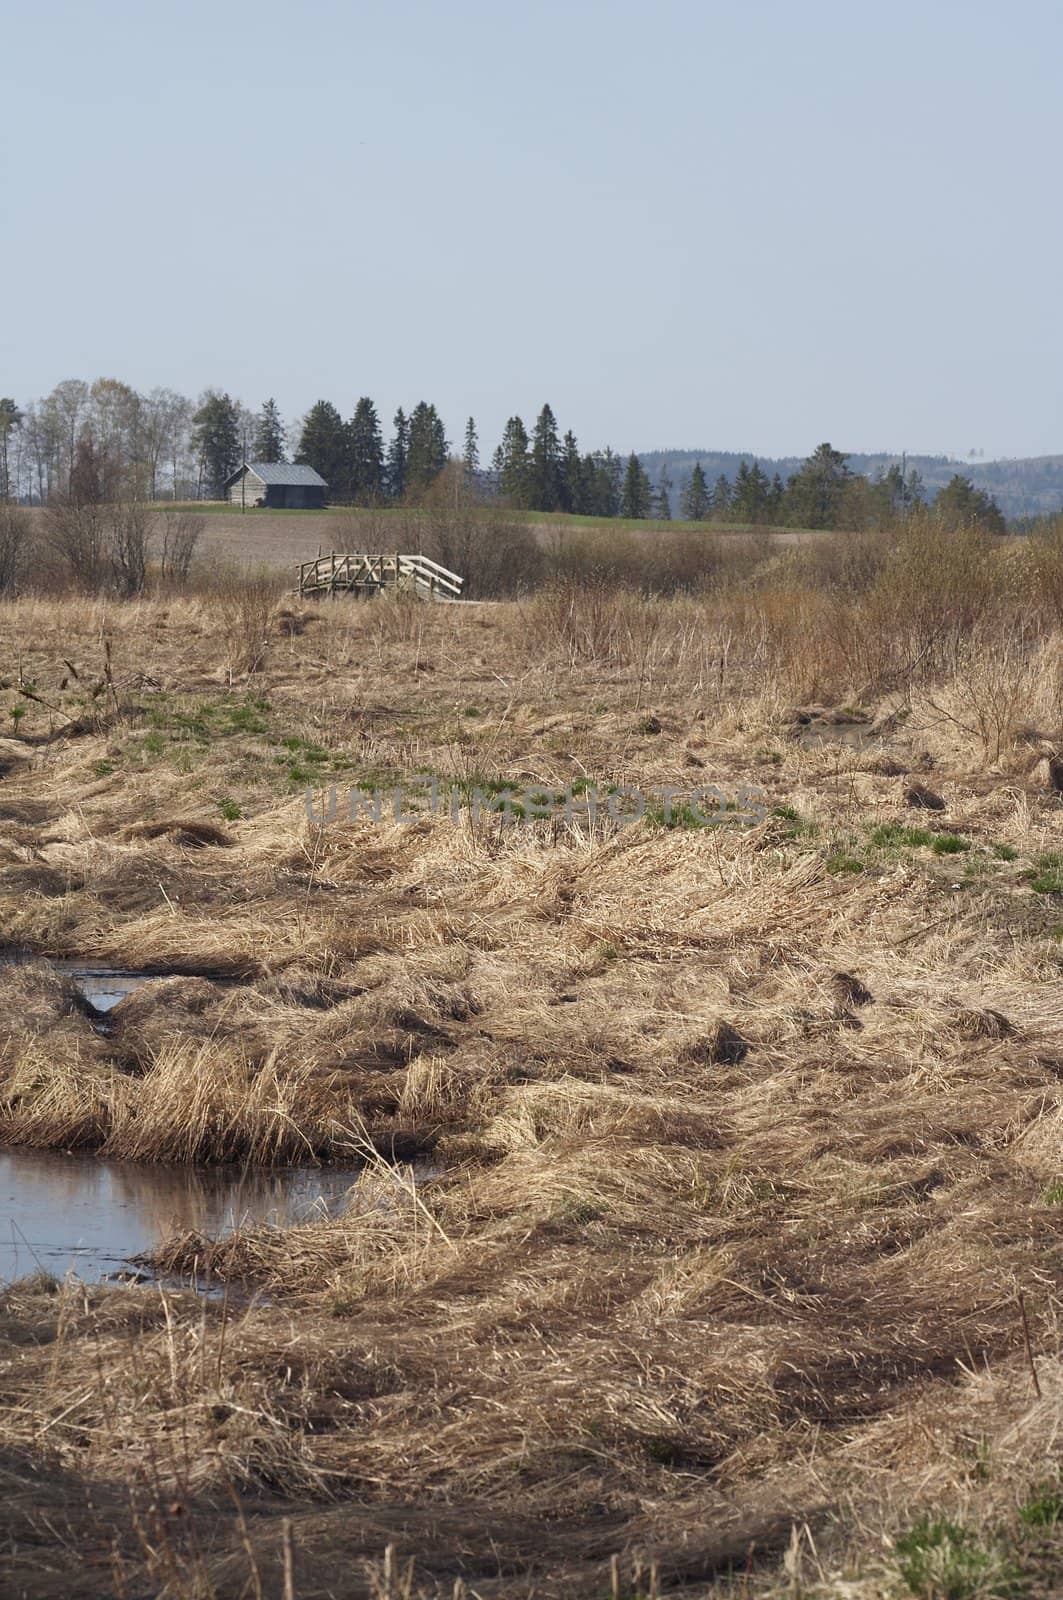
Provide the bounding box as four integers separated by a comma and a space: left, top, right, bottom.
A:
872, 463, 925, 523
295, 400, 350, 495
586, 448, 623, 518
680, 461, 711, 521
732, 461, 751, 517
253, 398, 285, 462
529, 403, 562, 511
406, 402, 448, 496
731, 461, 772, 523
934, 474, 1006, 534
387, 408, 409, 502
621, 453, 653, 520
462, 417, 479, 476
559, 430, 584, 513
349, 397, 385, 504
709, 475, 731, 520
191, 390, 242, 498
653, 466, 673, 521
498, 416, 531, 507
580, 451, 608, 517
783, 443, 852, 529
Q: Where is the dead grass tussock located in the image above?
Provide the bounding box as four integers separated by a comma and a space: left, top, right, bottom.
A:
3, 588, 1063, 1594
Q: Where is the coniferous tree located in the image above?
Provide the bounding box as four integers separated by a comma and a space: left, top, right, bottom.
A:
559, 430, 584, 513
497, 416, 531, 507
589, 448, 623, 517
296, 400, 350, 494
653, 466, 673, 521
783, 442, 851, 529
621, 453, 653, 520
191, 390, 242, 498
680, 461, 711, 521
871, 463, 926, 523
731, 461, 772, 523
406, 402, 448, 496
934, 474, 1006, 534
349, 397, 385, 504
769, 474, 786, 521
731, 461, 750, 517
462, 417, 479, 476
711, 473, 732, 520
529, 403, 562, 511
253, 398, 285, 462
387, 408, 409, 502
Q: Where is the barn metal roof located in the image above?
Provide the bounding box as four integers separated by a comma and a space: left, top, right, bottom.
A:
225, 461, 328, 488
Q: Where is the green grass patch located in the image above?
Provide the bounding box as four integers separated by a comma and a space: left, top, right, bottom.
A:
826, 853, 865, 875
868, 822, 934, 850
1020, 1483, 1063, 1527
866, 822, 971, 858
895, 1517, 1020, 1600
930, 833, 971, 856
991, 842, 1020, 862
1026, 853, 1063, 896
773, 804, 820, 840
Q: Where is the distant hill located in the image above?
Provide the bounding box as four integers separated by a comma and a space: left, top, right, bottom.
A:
639, 449, 1063, 522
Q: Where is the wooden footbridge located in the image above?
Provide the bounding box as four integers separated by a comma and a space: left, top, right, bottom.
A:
296, 552, 465, 602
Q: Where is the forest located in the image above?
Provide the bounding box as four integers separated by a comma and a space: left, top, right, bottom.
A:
0, 380, 1012, 533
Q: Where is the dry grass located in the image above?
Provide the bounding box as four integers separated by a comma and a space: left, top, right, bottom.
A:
1, 575, 1063, 1596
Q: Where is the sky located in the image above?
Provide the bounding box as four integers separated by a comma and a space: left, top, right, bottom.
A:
2, 0, 1061, 461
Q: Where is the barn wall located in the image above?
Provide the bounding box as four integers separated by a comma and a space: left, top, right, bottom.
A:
230, 479, 325, 508
228, 471, 266, 506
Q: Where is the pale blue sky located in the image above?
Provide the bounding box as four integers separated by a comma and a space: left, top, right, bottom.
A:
2, 0, 1060, 459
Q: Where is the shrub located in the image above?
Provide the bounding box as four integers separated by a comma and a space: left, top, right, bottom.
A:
159, 512, 202, 586
210, 565, 286, 676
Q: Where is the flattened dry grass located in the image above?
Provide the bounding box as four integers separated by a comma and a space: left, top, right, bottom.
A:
1, 590, 1063, 1596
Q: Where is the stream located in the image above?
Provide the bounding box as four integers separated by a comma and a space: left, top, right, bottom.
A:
0, 1146, 363, 1286
0, 957, 384, 1288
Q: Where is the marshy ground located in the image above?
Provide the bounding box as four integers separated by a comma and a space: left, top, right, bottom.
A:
2, 540, 1063, 1597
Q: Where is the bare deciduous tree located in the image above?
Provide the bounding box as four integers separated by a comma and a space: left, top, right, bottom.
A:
160, 513, 201, 585
43, 500, 107, 589
109, 503, 152, 597
0, 504, 31, 592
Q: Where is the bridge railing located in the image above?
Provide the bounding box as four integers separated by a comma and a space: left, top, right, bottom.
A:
296, 552, 465, 601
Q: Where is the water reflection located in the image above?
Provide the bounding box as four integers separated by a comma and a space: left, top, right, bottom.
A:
0, 1146, 362, 1285
52, 962, 153, 1012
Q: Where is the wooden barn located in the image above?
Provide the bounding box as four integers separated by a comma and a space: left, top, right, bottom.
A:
223, 461, 328, 509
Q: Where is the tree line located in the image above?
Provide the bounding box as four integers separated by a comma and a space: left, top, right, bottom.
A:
674, 444, 1006, 534
0, 378, 1007, 532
